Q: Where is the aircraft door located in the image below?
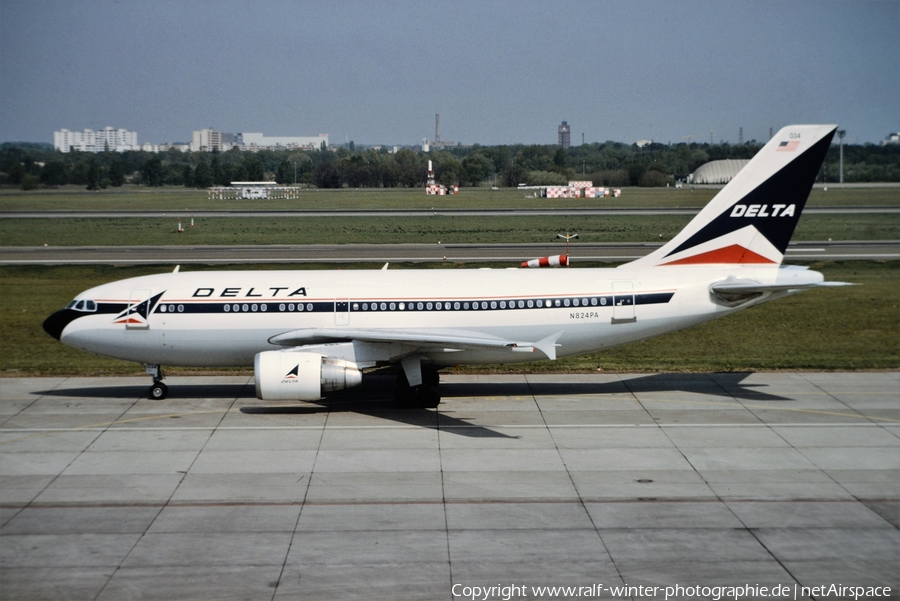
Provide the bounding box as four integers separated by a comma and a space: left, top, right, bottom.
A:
611, 281, 636, 324
334, 298, 350, 326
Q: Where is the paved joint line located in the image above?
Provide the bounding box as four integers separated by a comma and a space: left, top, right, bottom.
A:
525, 373, 630, 593
5, 375, 136, 532
86, 385, 169, 601
3, 421, 892, 434
10, 497, 896, 510
436, 398, 455, 601
90, 381, 249, 601
270, 386, 330, 601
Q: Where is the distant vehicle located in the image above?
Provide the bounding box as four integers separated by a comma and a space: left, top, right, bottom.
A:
45, 125, 846, 407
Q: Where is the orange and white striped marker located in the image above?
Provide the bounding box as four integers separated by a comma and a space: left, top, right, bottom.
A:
521, 254, 568, 268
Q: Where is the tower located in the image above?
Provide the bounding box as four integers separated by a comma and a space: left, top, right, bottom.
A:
435, 114, 440, 146
426, 160, 436, 187
558, 121, 570, 149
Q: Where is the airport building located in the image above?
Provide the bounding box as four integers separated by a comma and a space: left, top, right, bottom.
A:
238, 132, 329, 150
139, 143, 190, 153
558, 121, 571, 149
191, 128, 224, 152
689, 159, 750, 184
53, 127, 138, 153
208, 181, 303, 200
190, 130, 329, 152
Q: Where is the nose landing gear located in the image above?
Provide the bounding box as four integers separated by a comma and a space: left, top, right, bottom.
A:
145, 365, 167, 400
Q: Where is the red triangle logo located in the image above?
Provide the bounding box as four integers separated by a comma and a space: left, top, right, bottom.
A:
661, 244, 776, 265
113, 317, 145, 324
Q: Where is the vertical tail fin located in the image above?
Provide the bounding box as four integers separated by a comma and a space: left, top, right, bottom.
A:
624, 124, 836, 268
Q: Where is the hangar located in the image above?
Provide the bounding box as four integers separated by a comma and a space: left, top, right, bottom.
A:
689, 159, 749, 184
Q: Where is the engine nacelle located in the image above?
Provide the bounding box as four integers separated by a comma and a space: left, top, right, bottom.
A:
255, 351, 362, 400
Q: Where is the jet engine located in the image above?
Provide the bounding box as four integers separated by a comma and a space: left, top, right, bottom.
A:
255, 351, 362, 400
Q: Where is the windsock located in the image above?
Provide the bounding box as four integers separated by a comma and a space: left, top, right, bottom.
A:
521, 254, 568, 268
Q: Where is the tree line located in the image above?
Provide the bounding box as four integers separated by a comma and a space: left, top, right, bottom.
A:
1, 138, 898, 191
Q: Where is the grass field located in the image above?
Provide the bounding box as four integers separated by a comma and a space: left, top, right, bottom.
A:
3, 185, 895, 247
1, 261, 896, 376
1, 183, 898, 212
2, 213, 897, 246
2, 185, 896, 375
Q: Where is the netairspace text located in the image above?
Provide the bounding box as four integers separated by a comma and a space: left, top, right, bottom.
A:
450, 582, 893, 600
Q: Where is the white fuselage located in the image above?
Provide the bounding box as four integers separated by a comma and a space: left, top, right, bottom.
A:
49, 125, 840, 393
58, 264, 795, 368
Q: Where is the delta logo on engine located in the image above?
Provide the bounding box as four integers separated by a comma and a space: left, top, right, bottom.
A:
282, 365, 299, 384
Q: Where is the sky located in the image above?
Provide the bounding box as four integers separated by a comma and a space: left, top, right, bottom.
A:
1, 0, 897, 147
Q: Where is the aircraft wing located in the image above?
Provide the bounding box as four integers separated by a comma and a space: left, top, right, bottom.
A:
268, 328, 562, 360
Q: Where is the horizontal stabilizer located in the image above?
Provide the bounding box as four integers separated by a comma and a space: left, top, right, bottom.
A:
710, 280, 854, 294
709, 270, 854, 305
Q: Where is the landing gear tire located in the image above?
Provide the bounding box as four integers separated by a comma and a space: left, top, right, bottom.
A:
418, 385, 441, 408
394, 373, 441, 409
145, 364, 167, 400
149, 382, 168, 400
422, 367, 440, 388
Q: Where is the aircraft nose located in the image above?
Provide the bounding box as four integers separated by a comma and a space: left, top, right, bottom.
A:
43, 309, 79, 341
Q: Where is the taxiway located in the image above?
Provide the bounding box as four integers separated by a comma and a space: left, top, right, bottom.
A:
1, 372, 897, 600
1, 240, 897, 265
3, 207, 899, 219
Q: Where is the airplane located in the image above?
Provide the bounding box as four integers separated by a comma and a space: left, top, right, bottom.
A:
44, 124, 847, 408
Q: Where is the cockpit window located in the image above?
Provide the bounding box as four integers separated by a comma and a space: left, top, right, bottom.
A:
68, 299, 97, 313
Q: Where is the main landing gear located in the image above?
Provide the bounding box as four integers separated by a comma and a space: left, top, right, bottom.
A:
145, 364, 168, 400
395, 368, 441, 409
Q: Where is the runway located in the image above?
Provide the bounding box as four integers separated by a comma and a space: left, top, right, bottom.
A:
1, 240, 897, 265
1, 372, 897, 600
3, 206, 899, 219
